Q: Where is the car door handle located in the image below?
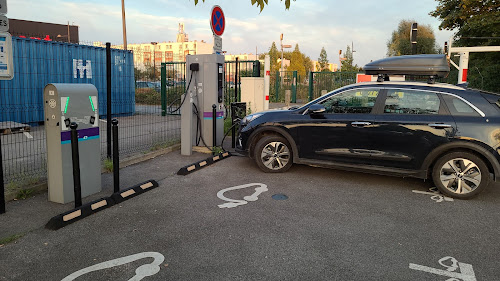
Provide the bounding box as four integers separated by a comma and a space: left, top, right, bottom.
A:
351, 122, 371, 127
428, 123, 452, 129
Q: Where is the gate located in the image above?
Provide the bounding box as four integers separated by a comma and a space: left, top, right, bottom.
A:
307, 71, 358, 101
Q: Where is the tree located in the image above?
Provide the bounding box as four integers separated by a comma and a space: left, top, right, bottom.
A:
340, 45, 360, 72
430, 0, 500, 92
317, 47, 330, 72
302, 53, 313, 73
288, 44, 306, 77
194, 0, 294, 11
387, 20, 439, 56
268, 42, 281, 73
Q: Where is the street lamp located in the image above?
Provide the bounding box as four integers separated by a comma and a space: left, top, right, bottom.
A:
280, 33, 292, 85
151, 42, 158, 78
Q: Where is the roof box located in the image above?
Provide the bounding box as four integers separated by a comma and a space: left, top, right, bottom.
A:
363, 54, 450, 78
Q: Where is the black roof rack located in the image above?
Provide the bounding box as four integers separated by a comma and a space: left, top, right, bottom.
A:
363, 54, 450, 84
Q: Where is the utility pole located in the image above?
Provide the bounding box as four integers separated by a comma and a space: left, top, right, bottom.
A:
151, 42, 158, 78
121, 0, 128, 50
67, 21, 71, 43
351, 41, 356, 65
280, 33, 291, 86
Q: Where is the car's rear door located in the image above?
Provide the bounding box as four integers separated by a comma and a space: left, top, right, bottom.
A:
370, 87, 457, 170
298, 87, 383, 165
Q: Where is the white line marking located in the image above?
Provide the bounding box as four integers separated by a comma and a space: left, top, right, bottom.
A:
409, 256, 476, 281
23, 132, 33, 139
412, 187, 454, 203
99, 119, 107, 123
61, 252, 165, 281
217, 183, 268, 208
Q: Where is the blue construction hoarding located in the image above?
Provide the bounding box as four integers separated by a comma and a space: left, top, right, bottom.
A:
0, 37, 135, 124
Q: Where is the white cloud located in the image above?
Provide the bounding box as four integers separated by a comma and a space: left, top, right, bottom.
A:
8, 0, 457, 66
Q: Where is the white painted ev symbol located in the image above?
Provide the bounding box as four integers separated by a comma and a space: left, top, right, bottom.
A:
217, 183, 268, 208
61, 252, 165, 281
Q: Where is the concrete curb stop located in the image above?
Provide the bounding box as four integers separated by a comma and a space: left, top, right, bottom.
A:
110, 180, 159, 204
45, 179, 158, 230
177, 152, 232, 176
45, 197, 114, 230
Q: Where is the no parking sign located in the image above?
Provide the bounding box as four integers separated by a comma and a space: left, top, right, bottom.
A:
210, 5, 225, 36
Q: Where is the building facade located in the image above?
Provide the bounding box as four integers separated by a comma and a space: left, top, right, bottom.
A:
8, 19, 79, 43
113, 24, 213, 70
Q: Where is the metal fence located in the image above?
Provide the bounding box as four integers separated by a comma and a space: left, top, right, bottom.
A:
0, 45, 260, 188
0, 40, 181, 188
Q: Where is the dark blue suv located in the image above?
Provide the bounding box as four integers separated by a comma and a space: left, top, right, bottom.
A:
236, 55, 500, 199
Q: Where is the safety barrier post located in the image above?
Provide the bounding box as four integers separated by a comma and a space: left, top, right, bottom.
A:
0, 132, 5, 214
275, 71, 280, 102
112, 119, 120, 193
70, 123, 82, 208
106, 42, 112, 159
212, 104, 217, 152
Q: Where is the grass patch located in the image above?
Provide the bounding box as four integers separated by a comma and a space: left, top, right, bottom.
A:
0, 233, 25, 246
212, 146, 224, 155
150, 139, 180, 152
103, 158, 113, 172
16, 189, 34, 200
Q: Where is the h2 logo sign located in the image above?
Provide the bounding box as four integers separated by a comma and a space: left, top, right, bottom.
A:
73, 59, 92, 79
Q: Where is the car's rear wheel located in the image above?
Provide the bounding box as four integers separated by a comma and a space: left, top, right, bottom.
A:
432, 152, 490, 199
254, 135, 293, 173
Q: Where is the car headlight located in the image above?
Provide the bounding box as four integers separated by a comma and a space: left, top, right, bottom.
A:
241, 113, 263, 125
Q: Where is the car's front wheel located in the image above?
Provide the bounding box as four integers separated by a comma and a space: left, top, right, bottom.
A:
432, 152, 490, 199
254, 135, 293, 173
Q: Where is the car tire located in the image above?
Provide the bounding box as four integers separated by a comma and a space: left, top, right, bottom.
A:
432, 151, 490, 199
254, 135, 293, 173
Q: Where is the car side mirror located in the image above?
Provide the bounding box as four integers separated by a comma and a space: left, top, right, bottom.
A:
307, 104, 326, 115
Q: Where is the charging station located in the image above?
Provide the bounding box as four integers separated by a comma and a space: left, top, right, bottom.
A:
181, 54, 225, 155
44, 83, 101, 204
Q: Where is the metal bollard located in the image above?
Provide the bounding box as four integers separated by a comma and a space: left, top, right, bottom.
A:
231, 103, 235, 149
112, 119, 120, 193
212, 104, 217, 152
0, 132, 5, 214
70, 122, 82, 208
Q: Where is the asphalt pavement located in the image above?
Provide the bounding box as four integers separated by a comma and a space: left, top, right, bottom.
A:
1, 147, 499, 280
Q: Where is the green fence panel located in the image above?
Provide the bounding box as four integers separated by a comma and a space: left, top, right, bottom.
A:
161, 63, 166, 116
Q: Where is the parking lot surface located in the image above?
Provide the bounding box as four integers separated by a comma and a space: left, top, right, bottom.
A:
1, 150, 499, 280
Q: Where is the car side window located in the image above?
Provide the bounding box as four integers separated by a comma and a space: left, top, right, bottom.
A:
320, 89, 379, 114
384, 89, 440, 115
442, 95, 480, 117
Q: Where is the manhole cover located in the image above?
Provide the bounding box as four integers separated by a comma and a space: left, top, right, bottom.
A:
272, 194, 288, 200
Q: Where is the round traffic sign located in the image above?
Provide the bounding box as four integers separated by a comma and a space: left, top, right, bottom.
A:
210, 5, 225, 36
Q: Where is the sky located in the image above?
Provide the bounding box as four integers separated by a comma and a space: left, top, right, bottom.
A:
8, 0, 456, 67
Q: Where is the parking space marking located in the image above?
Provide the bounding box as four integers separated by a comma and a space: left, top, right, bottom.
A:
62, 252, 165, 281
217, 183, 268, 208
409, 256, 476, 281
412, 187, 454, 203
23, 132, 33, 139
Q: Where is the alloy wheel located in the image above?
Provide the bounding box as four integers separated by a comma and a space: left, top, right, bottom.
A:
260, 141, 291, 170
439, 158, 482, 195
